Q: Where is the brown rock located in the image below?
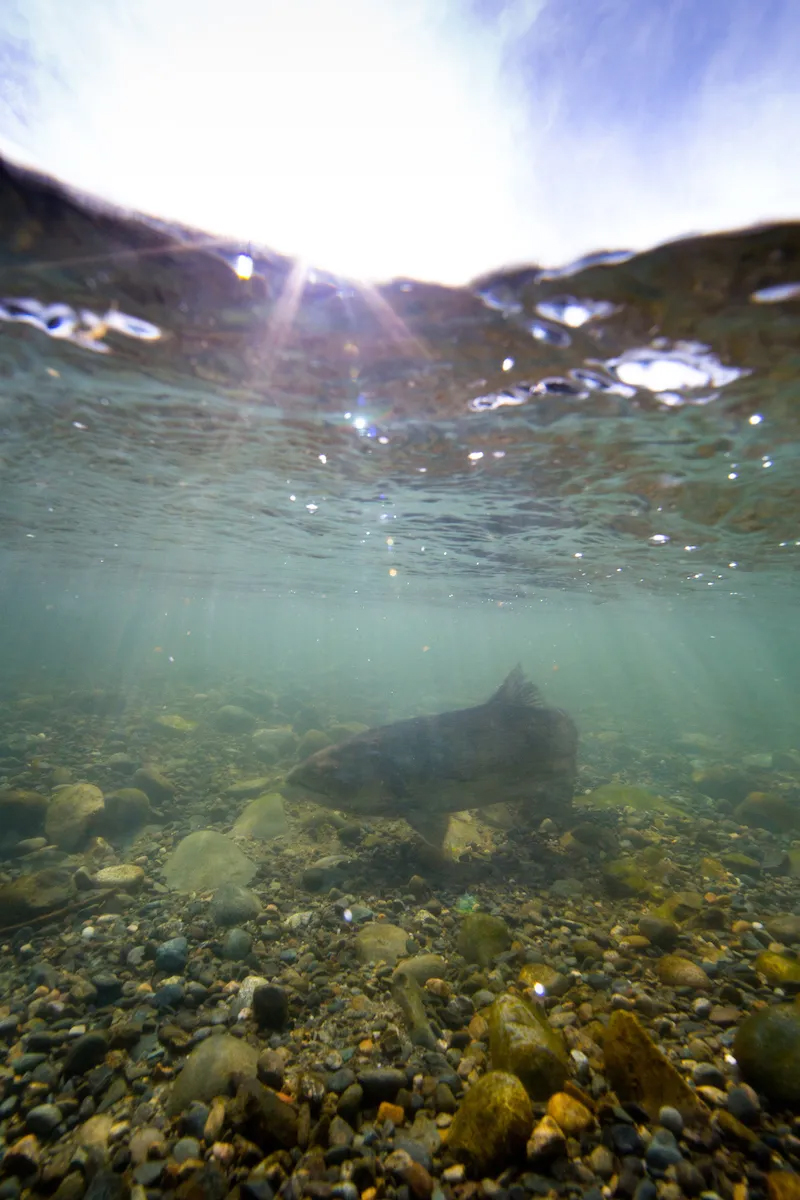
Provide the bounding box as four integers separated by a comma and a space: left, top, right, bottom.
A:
768, 1174, 800, 1200
546, 1092, 594, 1135
45, 783, 104, 850
656, 955, 711, 989
603, 1010, 708, 1124
526, 1115, 567, 1164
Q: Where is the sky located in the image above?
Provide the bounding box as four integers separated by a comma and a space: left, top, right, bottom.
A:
0, 0, 798, 283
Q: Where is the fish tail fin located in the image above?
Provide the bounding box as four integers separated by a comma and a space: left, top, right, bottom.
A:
488, 665, 543, 707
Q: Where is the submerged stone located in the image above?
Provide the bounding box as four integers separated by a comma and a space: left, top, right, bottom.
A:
0, 869, 74, 927
45, 783, 104, 851
355, 922, 409, 966
766, 914, 800, 944
656, 955, 711, 989
0, 789, 48, 836
734, 791, 799, 834
447, 1070, 532, 1174
603, 1010, 708, 1124
233, 792, 288, 840
456, 912, 511, 966
487, 992, 568, 1100
167, 1034, 259, 1115
734, 1004, 800, 1103
582, 783, 683, 816
755, 952, 800, 987
163, 831, 256, 892
602, 858, 657, 899
99, 788, 151, 836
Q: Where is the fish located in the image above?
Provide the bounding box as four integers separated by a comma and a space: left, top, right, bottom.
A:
283, 666, 578, 847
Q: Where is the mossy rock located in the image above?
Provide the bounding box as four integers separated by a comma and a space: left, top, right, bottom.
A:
154, 714, 197, 735
447, 1070, 532, 1174
766, 914, 800, 944
722, 852, 761, 874
603, 1009, 708, 1124
456, 912, 511, 966
581, 783, 683, 816
487, 992, 568, 1100
656, 955, 711, 989
734, 792, 799, 834
603, 858, 660, 900
754, 952, 800, 988
296, 729, 331, 758
652, 891, 705, 922
691, 766, 752, 802
518, 963, 571, 997
734, 1004, 800, 1103
700, 857, 727, 881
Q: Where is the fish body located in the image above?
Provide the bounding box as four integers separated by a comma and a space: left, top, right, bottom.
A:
283, 667, 578, 845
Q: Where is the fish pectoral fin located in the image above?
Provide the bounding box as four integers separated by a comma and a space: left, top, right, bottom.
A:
404, 808, 450, 849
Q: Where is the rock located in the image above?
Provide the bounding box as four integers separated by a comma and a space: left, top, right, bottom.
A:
130, 766, 174, 803
163, 830, 256, 892
638, 916, 680, 948
448, 1070, 532, 1174
546, 1091, 593, 1135
392, 970, 437, 1049
228, 1078, 297, 1148
384, 1149, 433, 1199
603, 859, 655, 899
765, 914, 800, 944
233, 793, 288, 840
393, 954, 447, 984
26, 1103, 63, 1137
726, 1084, 761, 1124
768, 1174, 800, 1200
94, 865, 145, 891
45, 783, 104, 850
63, 1032, 108, 1077
456, 912, 511, 966
155, 714, 196, 735
603, 1009, 708, 1124
98, 788, 151, 835
658, 1106, 684, 1136
734, 791, 799, 834
222, 928, 253, 961
355, 922, 409, 966
0, 789, 48, 835
258, 1049, 285, 1091
209, 883, 262, 926
656, 955, 711, 989
216, 705, 257, 732
296, 729, 331, 757
225, 778, 272, 799
155, 936, 189, 972
2, 1134, 41, 1178
487, 992, 569, 1100
357, 1069, 407, 1101
652, 891, 705, 922
722, 851, 762, 874
167, 1034, 259, 1115
691, 766, 752, 801
734, 1004, 800, 1103
584, 783, 681, 815
0, 869, 74, 927
526, 1114, 567, 1164
251, 728, 298, 763
755, 951, 800, 987
252, 984, 289, 1030
518, 963, 571, 997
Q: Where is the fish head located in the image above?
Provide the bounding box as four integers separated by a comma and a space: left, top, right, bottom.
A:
283, 737, 387, 813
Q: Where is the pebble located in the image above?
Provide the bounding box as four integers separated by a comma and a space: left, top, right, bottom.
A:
25, 1103, 62, 1136
155, 936, 189, 972
658, 1106, 684, 1136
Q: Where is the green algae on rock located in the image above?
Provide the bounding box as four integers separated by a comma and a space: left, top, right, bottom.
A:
734, 1004, 800, 1103
45, 782, 105, 851
766, 914, 800, 944
487, 993, 568, 1100
447, 1070, 533, 1174
580, 783, 683, 816
638, 915, 680, 948
603, 1009, 708, 1124
518, 962, 571, 997
652, 891, 705, 922
0, 868, 75, 927
734, 791, 799, 834
754, 951, 800, 988
656, 954, 711, 989
602, 858, 660, 899
456, 911, 511, 966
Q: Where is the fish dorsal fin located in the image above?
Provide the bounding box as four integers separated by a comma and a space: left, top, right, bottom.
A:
488, 665, 543, 708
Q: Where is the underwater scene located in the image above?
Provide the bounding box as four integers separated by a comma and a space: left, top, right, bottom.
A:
2, 159, 800, 1200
